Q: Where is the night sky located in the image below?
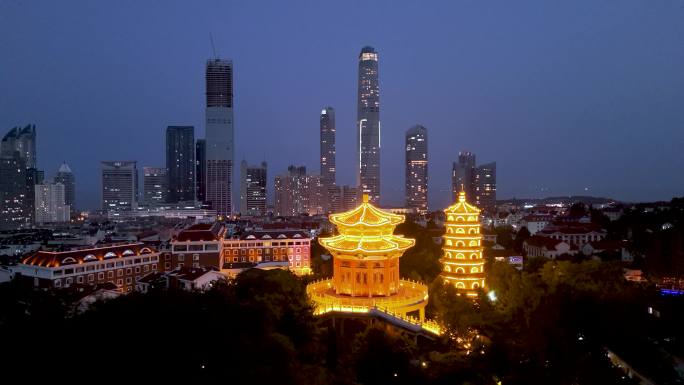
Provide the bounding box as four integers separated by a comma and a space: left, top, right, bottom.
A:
1, 0, 683, 210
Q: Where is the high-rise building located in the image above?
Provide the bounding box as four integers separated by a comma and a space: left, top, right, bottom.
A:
0, 153, 30, 229
452, 151, 476, 199
357, 46, 381, 203
54, 162, 75, 212
274, 166, 308, 217
320, 107, 336, 186
35, 182, 70, 223
0, 125, 37, 228
143, 167, 168, 205
239, 160, 267, 216
101, 161, 138, 213
441, 191, 485, 297
1, 124, 36, 169
205, 59, 234, 216
195, 139, 206, 204
451, 152, 497, 213
166, 126, 195, 203
475, 162, 497, 212
330, 185, 359, 213
405, 125, 428, 214
274, 166, 328, 216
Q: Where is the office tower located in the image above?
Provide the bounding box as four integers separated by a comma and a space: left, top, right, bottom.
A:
166, 126, 195, 203
101, 161, 138, 213
1, 125, 37, 228
54, 162, 75, 211
452, 151, 476, 199
143, 167, 168, 205
239, 160, 267, 216
205, 59, 234, 216
357, 46, 381, 203
405, 125, 428, 214
196, 139, 206, 203
35, 182, 70, 223
0, 153, 30, 229
1, 124, 36, 169
475, 162, 497, 212
320, 107, 336, 186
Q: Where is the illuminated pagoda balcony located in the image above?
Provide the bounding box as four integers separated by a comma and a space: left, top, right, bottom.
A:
309, 195, 431, 324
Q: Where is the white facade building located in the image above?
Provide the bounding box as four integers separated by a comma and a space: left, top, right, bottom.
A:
35, 182, 70, 223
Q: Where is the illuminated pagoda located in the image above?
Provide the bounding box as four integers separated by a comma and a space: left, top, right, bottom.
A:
308, 195, 430, 322
441, 190, 485, 297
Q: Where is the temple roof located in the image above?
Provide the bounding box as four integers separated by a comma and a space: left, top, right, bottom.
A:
319, 234, 414, 255
444, 191, 481, 215
330, 194, 404, 228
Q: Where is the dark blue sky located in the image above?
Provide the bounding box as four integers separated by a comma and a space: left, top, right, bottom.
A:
1, 0, 683, 210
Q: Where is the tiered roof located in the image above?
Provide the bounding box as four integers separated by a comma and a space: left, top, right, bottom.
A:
444, 191, 481, 215
320, 195, 414, 255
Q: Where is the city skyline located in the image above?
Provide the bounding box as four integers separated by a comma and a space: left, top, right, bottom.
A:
2, 2, 683, 210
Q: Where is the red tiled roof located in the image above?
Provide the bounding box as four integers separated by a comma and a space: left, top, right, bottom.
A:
239, 230, 310, 241
21, 243, 157, 268
176, 223, 225, 242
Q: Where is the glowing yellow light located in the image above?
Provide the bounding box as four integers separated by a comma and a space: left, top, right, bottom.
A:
440, 191, 485, 297
308, 194, 438, 335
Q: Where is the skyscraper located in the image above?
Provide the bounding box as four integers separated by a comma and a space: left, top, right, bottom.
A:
320, 107, 336, 186
166, 126, 195, 203
475, 162, 497, 212
35, 182, 70, 223
357, 46, 381, 203
0, 125, 37, 228
195, 139, 206, 204
101, 161, 138, 213
0, 153, 30, 229
54, 162, 75, 212
143, 167, 168, 205
239, 160, 267, 216
405, 125, 428, 214
205, 59, 234, 216
452, 151, 476, 199
1, 124, 36, 169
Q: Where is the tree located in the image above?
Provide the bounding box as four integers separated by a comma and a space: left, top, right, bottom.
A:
351, 326, 418, 384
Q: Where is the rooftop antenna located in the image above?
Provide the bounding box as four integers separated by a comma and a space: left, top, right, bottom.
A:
210, 32, 218, 59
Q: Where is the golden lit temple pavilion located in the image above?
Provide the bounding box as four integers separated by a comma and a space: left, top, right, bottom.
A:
441, 190, 485, 297
308, 195, 432, 324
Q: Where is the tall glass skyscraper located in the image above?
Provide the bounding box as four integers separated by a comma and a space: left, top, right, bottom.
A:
166, 125, 195, 203
143, 166, 168, 205
357, 46, 381, 203
239, 160, 267, 216
1, 124, 36, 169
452, 151, 476, 199
320, 107, 336, 187
101, 161, 138, 213
205, 59, 234, 216
405, 125, 428, 214
54, 162, 75, 212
